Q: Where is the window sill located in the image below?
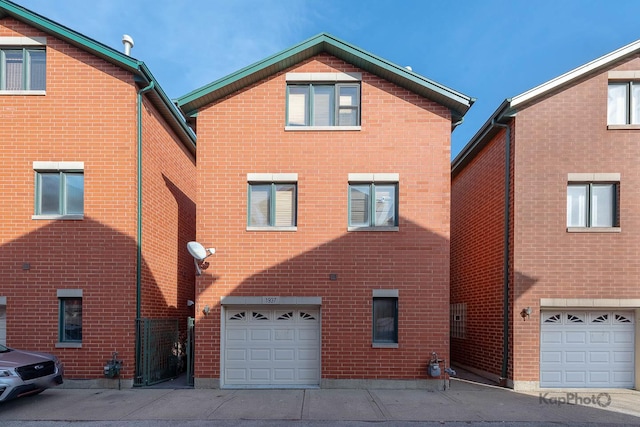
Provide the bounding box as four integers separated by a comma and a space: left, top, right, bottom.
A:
32, 214, 84, 220
372, 343, 399, 348
246, 226, 297, 232
0, 90, 46, 96
607, 124, 640, 130
285, 126, 361, 131
348, 226, 399, 232
567, 227, 621, 233
56, 342, 82, 348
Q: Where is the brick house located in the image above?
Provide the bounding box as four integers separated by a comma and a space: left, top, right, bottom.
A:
0, 0, 196, 387
451, 39, 640, 390
176, 33, 474, 388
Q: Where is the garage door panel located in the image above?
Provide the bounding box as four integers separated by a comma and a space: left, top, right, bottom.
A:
541, 351, 562, 364
274, 369, 295, 380
588, 371, 610, 383
274, 329, 294, 340
226, 369, 247, 380
541, 311, 634, 388
613, 351, 633, 363
274, 348, 295, 361
249, 369, 270, 381
541, 331, 562, 344
565, 351, 586, 363
250, 329, 272, 340
224, 306, 320, 387
613, 331, 634, 344
565, 331, 587, 344
565, 371, 587, 384
226, 349, 247, 361
227, 329, 247, 340
589, 351, 609, 363
250, 348, 270, 361
589, 332, 609, 344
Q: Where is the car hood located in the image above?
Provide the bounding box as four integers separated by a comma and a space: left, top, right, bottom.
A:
0, 349, 55, 369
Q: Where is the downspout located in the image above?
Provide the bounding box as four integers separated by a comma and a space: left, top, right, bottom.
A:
493, 120, 511, 385
135, 79, 155, 384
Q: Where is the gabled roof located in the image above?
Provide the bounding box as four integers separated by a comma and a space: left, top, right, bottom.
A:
0, 0, 196, 154
452, 38, 640, 176
176, 32, 475, 126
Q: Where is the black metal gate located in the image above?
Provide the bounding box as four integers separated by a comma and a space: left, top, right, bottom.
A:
135, 318, 179, 387
186, 316, 195, 386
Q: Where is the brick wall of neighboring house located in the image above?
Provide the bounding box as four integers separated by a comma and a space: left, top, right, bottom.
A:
451, 127, 514, 381
511, 56, 640, 383
139, 98, 196, 333
0, 16, 195, 380
194, 53, 452, 382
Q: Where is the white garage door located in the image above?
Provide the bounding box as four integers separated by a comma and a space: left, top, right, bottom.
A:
540, 311, 635, 388
223, 306, 320, 387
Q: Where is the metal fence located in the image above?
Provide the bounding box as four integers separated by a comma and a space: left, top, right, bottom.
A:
135, 318, 180, 387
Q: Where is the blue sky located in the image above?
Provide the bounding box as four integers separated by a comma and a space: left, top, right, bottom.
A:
13, 0, 640, 157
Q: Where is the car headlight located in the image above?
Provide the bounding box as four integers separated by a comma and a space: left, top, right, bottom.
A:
0, 370, 14, 377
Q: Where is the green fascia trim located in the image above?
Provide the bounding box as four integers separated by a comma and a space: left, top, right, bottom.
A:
0, 0, 139, 72
0, 0, 195, 151
138, 64, 197, 150
177, 32, 474, 116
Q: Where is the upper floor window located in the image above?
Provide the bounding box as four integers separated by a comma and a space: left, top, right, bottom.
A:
1, 47, 46, 91
33, 162, 84, 220
567, 173, 619, 231
286, 72, 361, 129
247, 173, 297, 230
608, 82, 640, 125
348, 173, 399, 231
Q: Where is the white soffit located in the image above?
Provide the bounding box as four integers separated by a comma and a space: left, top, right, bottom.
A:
511, 39, 640, 108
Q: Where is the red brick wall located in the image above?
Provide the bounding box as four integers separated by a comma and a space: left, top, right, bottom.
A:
0, 17, 196, 380
451, 127, 514, 380
512, 55, 640, 382
194, 53, 452, 381
452, 54, 640, 385
140, 98, 196, 331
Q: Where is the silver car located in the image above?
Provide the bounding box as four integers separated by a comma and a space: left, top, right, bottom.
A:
0, 344, 64, 402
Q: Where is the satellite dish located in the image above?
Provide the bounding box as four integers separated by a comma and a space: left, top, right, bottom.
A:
187, 241, 215, 276
187, 241, 208, 261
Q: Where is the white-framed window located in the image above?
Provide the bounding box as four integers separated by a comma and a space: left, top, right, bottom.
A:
57, 290, 82, 346
567, 175, 619, 229
608, 82, 640, 125
0, 47, 45, 92
348, 173, 399, 231
33, 162, 84, 220
372, 290, 398, 347
286, 72, 361, 129
247, 173, 297, 230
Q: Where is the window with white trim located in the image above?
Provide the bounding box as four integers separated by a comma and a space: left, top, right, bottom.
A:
348, 173, 399, 230
567, 181, 618, 228
247, 173, 297, 229
608, 82, 640, 125
1, 47, 45, 91
33, 162, 84, 219
286, 73, 361, 128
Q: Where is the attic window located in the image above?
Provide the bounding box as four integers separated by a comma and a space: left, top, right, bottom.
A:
0, 37, 47, 93
285, 72, 361, 130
